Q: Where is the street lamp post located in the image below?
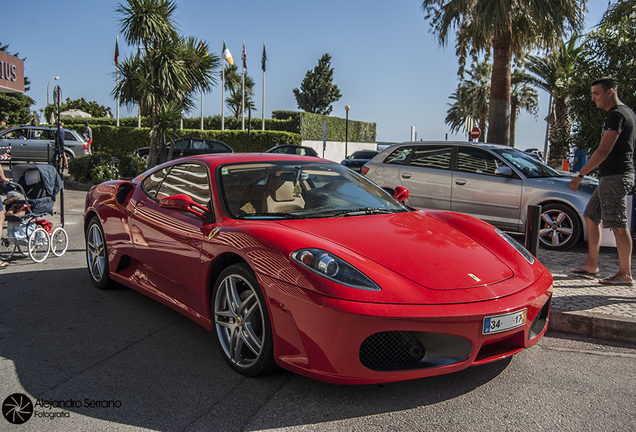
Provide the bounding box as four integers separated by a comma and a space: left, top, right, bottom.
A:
47, 76, 59, 107
345, 105, 350, 159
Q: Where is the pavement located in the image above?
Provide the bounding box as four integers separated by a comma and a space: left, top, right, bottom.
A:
536, 244, 636, 345
3, 163, 636, 346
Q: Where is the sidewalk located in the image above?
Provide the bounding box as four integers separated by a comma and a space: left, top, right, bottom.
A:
536, 244, 636, 345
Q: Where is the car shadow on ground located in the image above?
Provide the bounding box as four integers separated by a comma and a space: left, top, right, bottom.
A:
1, 267, 512, 431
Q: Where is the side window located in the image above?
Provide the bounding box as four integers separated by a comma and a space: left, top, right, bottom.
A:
191, 140, 206, 150
142, 166, 171, 198
384, 146, 413, 164
156, 163, 211, 207
173, 139, 187, 150
457, 148, 505, 176
409, 146, 452, 169
31, 129, 51, 140
63, 131, 78, 141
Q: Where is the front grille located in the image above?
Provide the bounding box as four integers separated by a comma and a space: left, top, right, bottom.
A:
359, 331, 425, 371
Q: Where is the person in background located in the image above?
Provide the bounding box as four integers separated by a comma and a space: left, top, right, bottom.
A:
0, 168, 15, 268
83, 122, 93, 154
570, 77, 636, 286
571, 146, 588, 173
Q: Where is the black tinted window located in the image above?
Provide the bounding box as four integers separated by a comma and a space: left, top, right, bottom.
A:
409, 146, 452, 169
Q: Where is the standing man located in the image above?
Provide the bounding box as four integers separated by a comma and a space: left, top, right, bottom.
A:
83, 122, 93, 154
570, 77, 636, 285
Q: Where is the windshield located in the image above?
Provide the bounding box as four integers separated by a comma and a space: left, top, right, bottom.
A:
493, 148, 561, 178
218, 161, 409, 219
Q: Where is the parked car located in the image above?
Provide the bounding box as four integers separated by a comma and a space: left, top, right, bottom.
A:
0, 125, 90, 163
84, 152, 552, 384
134, 137, 233, 162
362, 141, 599, 251
265, 145, 318, 157
341, 150, 379, 172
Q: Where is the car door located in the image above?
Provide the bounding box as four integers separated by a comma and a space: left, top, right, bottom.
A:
129, 162, 211, 311
27, 128, 56, 161
397, 145, 453, 210
1, 128, 29, 160
451, 147, 522, 231
170, 138, 189, 159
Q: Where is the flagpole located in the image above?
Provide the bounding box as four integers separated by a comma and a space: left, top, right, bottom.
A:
261, 42, 266, 131
222, 61, 225, 131
116, 36, 120, 127
200, 89, 204, 130
241, 41, 245, 130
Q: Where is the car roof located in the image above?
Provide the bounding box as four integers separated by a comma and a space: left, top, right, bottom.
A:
160, 152, 327, 169
387, 141, 517, 151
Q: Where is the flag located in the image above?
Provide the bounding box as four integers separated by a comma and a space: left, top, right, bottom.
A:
114, 37, 119, 65
261, 43, 267, 72
242, 41, 247, 69
222, 41, 234, 66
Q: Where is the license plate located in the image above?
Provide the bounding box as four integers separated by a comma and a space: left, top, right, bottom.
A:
483, 309, 527, 334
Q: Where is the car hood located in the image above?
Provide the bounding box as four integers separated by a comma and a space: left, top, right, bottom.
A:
526, 174, 598, 194
275, 211, 514, 291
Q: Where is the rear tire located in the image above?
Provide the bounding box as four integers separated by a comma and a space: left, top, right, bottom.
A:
85, 217, 114, 289
212, 263, 277, 377
50, 227, 68, 256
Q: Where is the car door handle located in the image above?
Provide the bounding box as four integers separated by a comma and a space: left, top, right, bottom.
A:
401, 173, 412, 179
455, 179, 467, 185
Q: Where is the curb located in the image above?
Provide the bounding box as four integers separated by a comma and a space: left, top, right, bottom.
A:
549, 308, 636, 344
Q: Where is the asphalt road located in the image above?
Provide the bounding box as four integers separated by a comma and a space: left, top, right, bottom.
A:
1, 187, 636, 431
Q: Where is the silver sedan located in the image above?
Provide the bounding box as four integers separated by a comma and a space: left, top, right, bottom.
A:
361, 141, 598, 251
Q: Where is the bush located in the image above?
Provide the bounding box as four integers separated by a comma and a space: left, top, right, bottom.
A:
68, 151, 146, 184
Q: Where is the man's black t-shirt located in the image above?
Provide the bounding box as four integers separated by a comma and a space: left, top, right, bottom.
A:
598, 104, 636, 178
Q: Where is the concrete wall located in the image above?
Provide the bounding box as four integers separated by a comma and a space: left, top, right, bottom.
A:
302, 140, 377, 162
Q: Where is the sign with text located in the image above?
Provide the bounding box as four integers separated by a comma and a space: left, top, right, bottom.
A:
0, 51, 25, 94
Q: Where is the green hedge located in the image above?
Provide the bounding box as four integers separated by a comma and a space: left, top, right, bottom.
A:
61, 111, 375, 143
82, 125, 300, 154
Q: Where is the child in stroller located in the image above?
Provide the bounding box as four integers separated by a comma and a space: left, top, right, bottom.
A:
0, 163, 66, 263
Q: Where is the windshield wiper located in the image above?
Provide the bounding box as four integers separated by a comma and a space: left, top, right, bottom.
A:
332, 208, 397, 217
239, 212, 306, 219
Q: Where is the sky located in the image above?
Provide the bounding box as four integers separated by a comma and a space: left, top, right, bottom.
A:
1, 0, 612, 150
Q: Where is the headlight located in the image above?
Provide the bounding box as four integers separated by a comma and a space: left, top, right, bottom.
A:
291, 248, 381, 291
496, 229, 535, 264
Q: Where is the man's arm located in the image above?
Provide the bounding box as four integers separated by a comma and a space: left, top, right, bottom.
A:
569, 129, 619, 191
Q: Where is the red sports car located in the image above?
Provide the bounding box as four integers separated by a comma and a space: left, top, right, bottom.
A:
84, 153, 552, 384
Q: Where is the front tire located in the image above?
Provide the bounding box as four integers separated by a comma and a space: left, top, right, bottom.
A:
0, 226, 15, 261
85, 217, 114, 289
212, 263, 276, 377
538, 203, 581, 251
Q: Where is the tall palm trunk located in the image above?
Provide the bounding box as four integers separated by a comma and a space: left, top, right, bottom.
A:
487, 22, 513, 145
509, 101, 517, 147
547, 97, 571, 169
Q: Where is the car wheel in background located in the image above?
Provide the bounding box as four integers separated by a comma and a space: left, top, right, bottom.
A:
85, 217, 114, 289
538, 203, 581, 251
212, 263, 276, 377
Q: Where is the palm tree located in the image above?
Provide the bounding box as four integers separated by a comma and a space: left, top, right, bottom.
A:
223, 64, 257, 119
114, 0, 219, 166
422, 0, 585, 146
445, 61, 491, 141
525, 35, 582, 168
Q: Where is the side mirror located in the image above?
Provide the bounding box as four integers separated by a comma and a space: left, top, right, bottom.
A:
160, 194, 209, 220
495, 166, 513, 177
393, 186, 410, 202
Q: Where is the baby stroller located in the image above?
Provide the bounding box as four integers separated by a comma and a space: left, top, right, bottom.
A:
0, 163, 68, 263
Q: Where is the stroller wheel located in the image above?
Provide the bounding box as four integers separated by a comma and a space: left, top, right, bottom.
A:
50, 227, 69, 257
28, 227, 50, 263
0, 227, 15, 261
